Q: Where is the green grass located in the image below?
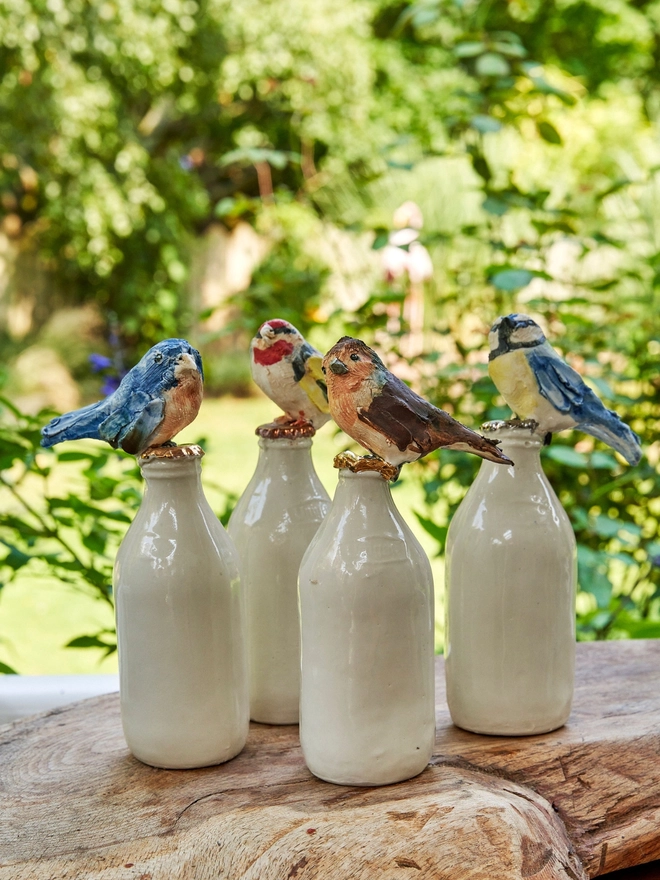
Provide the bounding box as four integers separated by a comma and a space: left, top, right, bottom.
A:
0, 394, 445, 674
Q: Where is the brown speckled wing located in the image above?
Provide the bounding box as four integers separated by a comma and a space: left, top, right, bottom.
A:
356, 377, 444, 455
358, 375, 495, 457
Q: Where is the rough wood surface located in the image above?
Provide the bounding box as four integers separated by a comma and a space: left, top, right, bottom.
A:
1, 641, 658, 880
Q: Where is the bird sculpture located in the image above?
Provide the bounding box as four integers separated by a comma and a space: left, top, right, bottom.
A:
323, 336, 512, 479
250, 319, 330, 429
41, 338, 204, 455
488, 313, 642, 466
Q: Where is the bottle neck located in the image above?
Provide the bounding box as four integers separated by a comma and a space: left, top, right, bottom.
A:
139, 456, 204, 503
255, 437, 316, 475
481, 424, 544, 478
333, 469, 394, 506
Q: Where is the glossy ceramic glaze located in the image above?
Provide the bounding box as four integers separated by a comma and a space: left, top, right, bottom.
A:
114, 447, 249, 768
299, 469, 435, 786
445, 423, 576, 735
228, 436, 330, 724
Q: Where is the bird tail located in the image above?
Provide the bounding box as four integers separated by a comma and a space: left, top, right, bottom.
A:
41, 400, 108, 448
579, 418, 642, 466
449, 432, 514, 466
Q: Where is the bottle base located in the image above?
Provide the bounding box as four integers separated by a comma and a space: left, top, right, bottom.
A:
451, 716, 569, 737
130, 749, 243, 770
306, 757, 431, 787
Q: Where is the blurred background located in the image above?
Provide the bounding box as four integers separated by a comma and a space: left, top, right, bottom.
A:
1, 0, 659, 674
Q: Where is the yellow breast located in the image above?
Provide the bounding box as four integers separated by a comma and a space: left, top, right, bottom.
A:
488, 350, 540, 419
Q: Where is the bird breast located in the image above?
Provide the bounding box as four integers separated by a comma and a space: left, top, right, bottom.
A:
146, 369, 203, 447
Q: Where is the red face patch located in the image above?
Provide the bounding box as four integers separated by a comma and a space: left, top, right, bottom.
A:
253, 339, 294, 365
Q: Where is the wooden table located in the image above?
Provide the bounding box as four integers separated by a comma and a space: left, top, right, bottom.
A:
1, 641, 659, 880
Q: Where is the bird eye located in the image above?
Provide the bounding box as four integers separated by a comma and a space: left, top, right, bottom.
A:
350, 353, 360, 362
154, 352, 163, 364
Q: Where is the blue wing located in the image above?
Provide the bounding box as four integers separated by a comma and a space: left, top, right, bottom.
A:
97, 390, 165, 454
528, 347, 642, 466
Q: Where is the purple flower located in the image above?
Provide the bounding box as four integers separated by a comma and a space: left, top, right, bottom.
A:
101, 375, 121, 396
89, 353, 113, 372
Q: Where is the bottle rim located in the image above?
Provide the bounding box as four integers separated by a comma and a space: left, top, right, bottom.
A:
481, 419, 544, 446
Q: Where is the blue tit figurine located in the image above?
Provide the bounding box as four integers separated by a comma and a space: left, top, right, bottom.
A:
41, 338, 204, 455
488, 314, 642, 466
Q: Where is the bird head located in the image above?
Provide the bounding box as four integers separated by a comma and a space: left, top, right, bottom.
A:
488, 314, 546, 361
322, 337, 387, 392
251, 319, 304, 367
138, 338, 204, 386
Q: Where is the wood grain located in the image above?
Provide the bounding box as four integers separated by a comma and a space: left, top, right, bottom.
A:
0, 641, 658, 880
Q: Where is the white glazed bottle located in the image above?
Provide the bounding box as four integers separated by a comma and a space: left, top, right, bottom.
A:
445, 421, 576, 736
299, 468, 436, 786
228, 434, 330, 724
114, 445, 249, 769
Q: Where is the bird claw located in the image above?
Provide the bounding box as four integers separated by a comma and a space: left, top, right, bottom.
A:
333, 451, 401, 482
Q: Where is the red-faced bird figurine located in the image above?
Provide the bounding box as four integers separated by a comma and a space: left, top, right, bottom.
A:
251, 319, 330, 430
323, 336, 512, 478
41, 338, 203, 455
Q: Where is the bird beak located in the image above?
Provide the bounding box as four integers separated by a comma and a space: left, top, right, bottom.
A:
177, 352, 199, 373
329, 358, 349, 375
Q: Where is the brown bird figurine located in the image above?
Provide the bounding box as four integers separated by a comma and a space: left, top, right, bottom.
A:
323, 336, 513, 478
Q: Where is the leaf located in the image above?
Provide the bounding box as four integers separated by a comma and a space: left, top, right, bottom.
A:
475, 53, 510, 77
577, 545, 612, 608
66, 633, 117, 657
413, 512, 447, 555
589, 451, 619, 470
492, 41, 527, 58
544, 446, 588, 468
0, 661, 17, 674
412, 7, 439, 27
490, 269, 533, 291
537, 120, 562, 145
590, 515, 624, 539
56, 451, 96, 462
371, 231, 389, 250
482, 196, 508, 216
454, 41, 486, 58
471, 115, 502, 133
0, 542, 32, 570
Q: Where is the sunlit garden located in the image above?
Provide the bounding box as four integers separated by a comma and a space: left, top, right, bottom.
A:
1, 0, 660, 677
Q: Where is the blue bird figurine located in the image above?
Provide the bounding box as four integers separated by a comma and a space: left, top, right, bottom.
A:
41, 338, 204, 455
488, 313, 642, 466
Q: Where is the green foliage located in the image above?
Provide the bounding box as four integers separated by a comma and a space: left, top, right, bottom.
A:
0, 0, 378, 348
228, 238, 330, 338
0, 396, 143, 660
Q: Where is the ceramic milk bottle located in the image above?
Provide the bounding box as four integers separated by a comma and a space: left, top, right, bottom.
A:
299, 465, 435, 786
114, 445, 249, 768
228, 428, 330, 724
445, 421, 576, 735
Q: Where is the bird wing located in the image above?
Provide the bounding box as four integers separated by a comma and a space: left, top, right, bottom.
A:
357, 376, 459, 455
526, 346, 587, 414
98, 390, 165, 454
293, 345, 330, 414
357, 375, 512, 464
528, 346, 642, 464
